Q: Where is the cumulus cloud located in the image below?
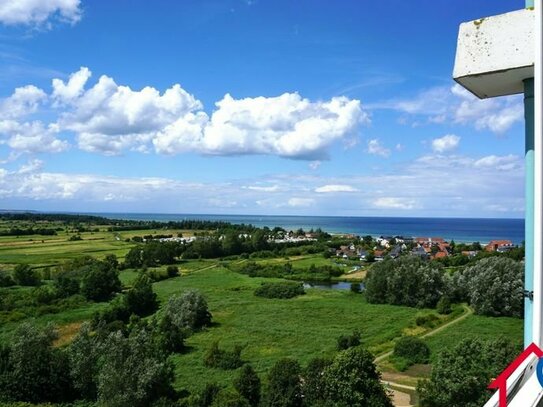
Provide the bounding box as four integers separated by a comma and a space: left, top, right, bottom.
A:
474, 154, 521, 171
0, 120, 68, 153
0, 67, 367, 160
0, 0, 81, 27
244, 185, 280, 192
315, 184, 357, 193
367, 139, 390, 157
432, 134, 460, 153
375, 84, 523, 134
155, 93, 366, 159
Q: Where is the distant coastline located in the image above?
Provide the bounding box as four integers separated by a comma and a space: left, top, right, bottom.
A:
76, 212, 525, 245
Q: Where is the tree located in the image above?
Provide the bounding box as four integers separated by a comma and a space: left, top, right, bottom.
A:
164, 290, 212, 331
302, 357, 331, 406
81, 264, 121, 301
263, 359, 302, 407
392, 336, 430, 369
336, 330, 361, 351
418, 338, 520, 407
54, 274, 80, 297
365, 257, 445, 308
97, 328, 174, 407
166, 265, 179, 278
211, 389, 251, 407
125, 246, 144, 268
323, 347, 392, 407
234, 364, 261, 407
0, 323, 74, 403
12, 264, 40, 286
350, 283, 362, 294
156, 314, 186, 353
124, 273, 159, 316
436, 296, 452, 315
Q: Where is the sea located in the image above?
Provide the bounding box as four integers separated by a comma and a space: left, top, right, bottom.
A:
91, 213, 525, 245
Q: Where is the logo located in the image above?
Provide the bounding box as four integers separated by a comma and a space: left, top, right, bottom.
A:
488, 342, 543, 407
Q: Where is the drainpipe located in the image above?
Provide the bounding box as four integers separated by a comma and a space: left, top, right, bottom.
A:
525, 77, 534, 347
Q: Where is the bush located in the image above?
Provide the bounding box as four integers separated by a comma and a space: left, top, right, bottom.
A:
124, 273, 159, 317
163, 290, 212, 331
302, 357, 331, 406
418, 338, 520, 407
415, 313, 440, 329
262, 359, 302, 407
166, 265, 179, 278
203, 341, 243, 370
54, 275, 80, 298
0, 270, 15, 287
254, 282, 305, 299
81, 265, 121, 302
436, 296, 452, 314
393, 336, 430, 367
233, 364, 261, 407
336, 330, 361, 351
350, 283, 362, 294
12, 264, 40, 286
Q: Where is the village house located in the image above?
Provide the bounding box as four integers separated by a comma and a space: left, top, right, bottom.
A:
485, 240, 515, 252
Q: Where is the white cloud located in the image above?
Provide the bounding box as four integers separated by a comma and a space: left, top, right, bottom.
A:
315, 184, 357, 193
0, 120, 68, 153
17, 158, 43, 174
474, 154, 521, 171
287, 197, 315, 207
1, 67, 368, 160
244, 185, 280, 192
367, 139, 390, 157
375, 84, 523, 134
432, 134, 460, 153
156, 93, 366, 159
373, 197, 417, 210
0, 85, 46, 119
0, 0, 81, 27
309, 161, 321, 170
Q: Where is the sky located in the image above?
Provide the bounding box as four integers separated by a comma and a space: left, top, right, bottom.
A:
0, 0, 527, 218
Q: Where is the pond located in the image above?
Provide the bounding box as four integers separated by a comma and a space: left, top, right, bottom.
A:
303, 281, 364, 291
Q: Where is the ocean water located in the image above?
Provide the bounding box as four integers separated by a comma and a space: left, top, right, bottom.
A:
93, 213, 525, 244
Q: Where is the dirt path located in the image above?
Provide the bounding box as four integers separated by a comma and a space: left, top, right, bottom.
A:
375, 304, 473, 363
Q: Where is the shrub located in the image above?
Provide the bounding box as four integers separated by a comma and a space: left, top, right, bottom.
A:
254, 282, 305, 299
0, 270, 15, 287
436, 296, 452, 314
124, 273, 159, 317
233, 364, 261, 407
54, 275, 80, 298
166, 265, 179, 278
203, 341, 243, 370
350, 283, 362, 294
302, 357, 331, 406
163, 290, 212, 331
393, 336, 430, 367
12, 264, 40, 286
336, 330, 361, 351
81, 265, 121, 302
415, 313, 440, 329
262, 359, 302, 407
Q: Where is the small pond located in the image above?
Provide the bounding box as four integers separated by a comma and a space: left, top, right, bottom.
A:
303, 281, 364, 291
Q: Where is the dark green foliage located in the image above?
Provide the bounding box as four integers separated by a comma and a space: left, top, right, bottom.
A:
12, 264, 40, 286
302, 357, 331, 406
254, 282, 305, 299
233, 364, 261, 407
0, 270, 15, 287
263, 359, 302, 407
415, 313, 440, 329
54, 275, 80, 297
436, 296, 452, 315
80, 265, 121, 302
91, 296, 131, 327
194, 383, 221, 407
263, 359, 303, 407
164, 290, 212, 330
96, 328, 175, 407
350, 283, 362, 294
418, 337, 520, 407
167, 265, 180, 277
451, 257, 523, 317
211, 390, 250, 407
336, 330, 361, 351
156, 314, 186, 353
237, 261, 342, 282
68, 323, 103, 400
322, 347, 392, 407
124, 273, 159, 317
392, 336, 430, 369
204, 341, 243, 370
365, 257, 445, 308
125, 247, 144, 268
0, 323, 74, 403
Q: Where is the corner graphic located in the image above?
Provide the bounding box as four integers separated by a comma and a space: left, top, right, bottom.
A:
488, 342, 543, 407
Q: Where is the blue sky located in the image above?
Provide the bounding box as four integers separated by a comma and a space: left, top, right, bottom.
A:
0, 0, 526, 217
